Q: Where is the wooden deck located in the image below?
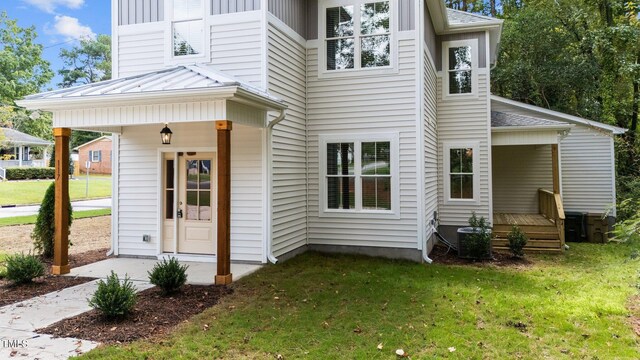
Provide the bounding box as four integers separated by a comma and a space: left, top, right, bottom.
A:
493, 213, 563, 252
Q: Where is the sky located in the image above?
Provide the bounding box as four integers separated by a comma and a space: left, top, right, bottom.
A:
4, 0, 112, 90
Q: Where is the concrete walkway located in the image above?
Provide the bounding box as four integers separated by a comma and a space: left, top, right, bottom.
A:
0, 198, 111, 218
0, 279, 153, 359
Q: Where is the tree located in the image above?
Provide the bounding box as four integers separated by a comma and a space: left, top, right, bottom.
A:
32, 182, 73, 258
58, 34, 111, 88
0, 12, 53, 105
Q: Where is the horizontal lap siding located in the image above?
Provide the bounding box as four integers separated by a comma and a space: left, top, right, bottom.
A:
561, 126, 615, 214
268, 23, 308, 256
424, 49, 438, 237
437, 74, 491, 225
492, 145, 552, 213
118, 30, 164, 78
306, 39, 419, 249
117, 123, 263, 261
210, 18, 263, 87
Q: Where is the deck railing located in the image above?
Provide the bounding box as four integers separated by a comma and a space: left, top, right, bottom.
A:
538, 189, 565, 247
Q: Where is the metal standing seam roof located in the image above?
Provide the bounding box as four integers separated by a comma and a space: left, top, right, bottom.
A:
446, 8, 502, 26
491, 111, 569, 128
21, 64, 284, 105
0, 127, 52, 146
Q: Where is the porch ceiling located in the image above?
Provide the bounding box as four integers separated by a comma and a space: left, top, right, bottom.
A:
491, 111, 573, 146
16, 65, 286, 131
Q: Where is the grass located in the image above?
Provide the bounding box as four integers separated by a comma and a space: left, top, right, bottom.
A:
0, 253, 6, 279
0, 208, 111, 227
0, 176, 111, 206
83, 243, 640, 359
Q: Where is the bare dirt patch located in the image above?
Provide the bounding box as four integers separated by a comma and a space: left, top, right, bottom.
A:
38, 285, 233, 344
627, 295, 640, 337
0, 216, 110, 255
0, 248, 109, 307
430, 244, 533, 268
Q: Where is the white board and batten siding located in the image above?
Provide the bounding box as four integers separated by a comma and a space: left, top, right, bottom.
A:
119, 0, 164, 25
116, 122, 265, 262
491, 100, 616, 215
436, 72, 492, 225
306, 38, 420, 250
266, 21, 308, 257
211, 0, 261, 14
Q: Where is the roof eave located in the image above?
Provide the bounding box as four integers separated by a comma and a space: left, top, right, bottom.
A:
491, 124, 574, 133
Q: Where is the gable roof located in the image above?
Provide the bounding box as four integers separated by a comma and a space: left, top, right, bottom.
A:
491, 111, 570, 129
73, 135, 112, 151
0, 127, 52, 146
491, 95, 626, 135
17, 64, 286, 111
447, 8, 502, 26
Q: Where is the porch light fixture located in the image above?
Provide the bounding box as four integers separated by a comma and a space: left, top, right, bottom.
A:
160, 124, 173, 145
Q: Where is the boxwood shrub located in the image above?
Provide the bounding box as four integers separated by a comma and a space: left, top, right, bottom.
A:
5, 167, 55, 180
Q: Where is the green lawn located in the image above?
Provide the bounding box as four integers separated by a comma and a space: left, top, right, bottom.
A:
0, 208, 111, 227
83, 243, 639, 359
0, 176, 111, 205
0, 253, 6, 278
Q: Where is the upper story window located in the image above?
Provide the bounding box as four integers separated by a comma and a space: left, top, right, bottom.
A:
442, 39, 478, 96
172, 0, 204, 57
325, 1, 391, 71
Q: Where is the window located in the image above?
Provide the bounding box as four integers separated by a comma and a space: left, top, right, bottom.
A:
172, 0, 204, 57
90, 150, 101, 163
321, 135, 398, 216
443, 39, 477, 96
185, 159, 212, 221
444, 142, 479, 202
325, 0, 391, 71
165, 159, 174, 220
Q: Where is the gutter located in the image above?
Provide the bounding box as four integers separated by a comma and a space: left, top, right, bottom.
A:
265, 108, 287, 264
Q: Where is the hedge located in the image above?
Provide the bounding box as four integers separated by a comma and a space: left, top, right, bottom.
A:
5, 167, 55, 180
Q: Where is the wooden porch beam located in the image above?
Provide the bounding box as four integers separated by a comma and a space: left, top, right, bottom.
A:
52, 128, 71, 275
551, 144, 560, 194
215, 120, 232, 285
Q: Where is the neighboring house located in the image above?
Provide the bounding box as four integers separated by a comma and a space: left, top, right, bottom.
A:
17, 0, 625, 282
0, 127, 52, 172
74, 136, 113, 175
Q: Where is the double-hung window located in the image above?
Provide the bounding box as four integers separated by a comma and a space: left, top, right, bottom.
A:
444, 142, 479, 203
443, 39, 477, 96
325, 0, 391, 71
172, 0, 204, 57
321, 135, 398, 216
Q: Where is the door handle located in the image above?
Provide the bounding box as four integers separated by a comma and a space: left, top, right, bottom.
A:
177, 209, 183, 218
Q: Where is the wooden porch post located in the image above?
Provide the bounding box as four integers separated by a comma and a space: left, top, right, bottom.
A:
215, 121, 232, 285
551, 144, 560, 194
52, 128, 71, 275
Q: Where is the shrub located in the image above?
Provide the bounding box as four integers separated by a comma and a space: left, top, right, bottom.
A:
5, 167, 55, 180
4, 253, 45, 284
88, 271, 137, 318
507, 225, 528, 258
465, 212, 493, 259
32, 182, 73, 258
148, 258, 189, 294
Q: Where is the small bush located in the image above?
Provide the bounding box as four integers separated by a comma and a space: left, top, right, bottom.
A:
148, 258, 189, 294
4, 253, 45, 284
507, 225, 528, 258
32, 182, 73, 258
88, 271, 137, 318
5, 167, 55, 180
465, 212, 493, 259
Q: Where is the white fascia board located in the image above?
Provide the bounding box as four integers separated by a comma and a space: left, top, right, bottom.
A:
491, 124, 574, 133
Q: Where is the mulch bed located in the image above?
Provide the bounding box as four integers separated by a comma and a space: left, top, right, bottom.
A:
430, 244, 532, 267
0, 248, 110, 307
37, 285, 233, 344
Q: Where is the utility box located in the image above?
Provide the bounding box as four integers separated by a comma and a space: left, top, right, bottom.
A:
586, 214, 610, 243
564, 212, 587, 242
457, 227, 492, 260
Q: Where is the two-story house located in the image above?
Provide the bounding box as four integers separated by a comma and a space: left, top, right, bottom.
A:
18, 0, 624, 282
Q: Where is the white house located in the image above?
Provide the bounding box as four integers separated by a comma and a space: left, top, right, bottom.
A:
18, 0, 625, 282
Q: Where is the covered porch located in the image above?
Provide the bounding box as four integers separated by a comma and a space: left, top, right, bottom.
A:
17, 64, 287, 284
491, 112, 571, 252
0, 128, 52, 178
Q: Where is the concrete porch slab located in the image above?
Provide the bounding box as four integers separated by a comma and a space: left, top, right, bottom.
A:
66, 258, 262, 285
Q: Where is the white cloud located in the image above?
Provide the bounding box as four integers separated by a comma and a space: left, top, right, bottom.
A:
22, 0, 85, 14
52, 15, 95, 41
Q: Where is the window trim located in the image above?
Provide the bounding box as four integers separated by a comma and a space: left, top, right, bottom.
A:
443, 141, 480, 204
442, 39, 478, 99
164, 0, 211, 65
319, 133, 400, 219
318, 0, 398, 79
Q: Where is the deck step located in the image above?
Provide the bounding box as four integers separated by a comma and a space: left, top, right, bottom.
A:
492, 239, 562, 249
493, 231, 560, 240
493, 224, 557, 233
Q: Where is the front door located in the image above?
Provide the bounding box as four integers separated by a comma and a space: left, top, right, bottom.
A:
177, 153, 216, 254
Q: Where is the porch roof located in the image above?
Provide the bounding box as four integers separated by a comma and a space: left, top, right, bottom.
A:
491, 111, 572, 131
0, 127, 52, 146
491, 111, 573, 146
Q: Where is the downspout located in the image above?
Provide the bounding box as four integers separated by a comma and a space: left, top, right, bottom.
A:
266, 109, 286, 264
